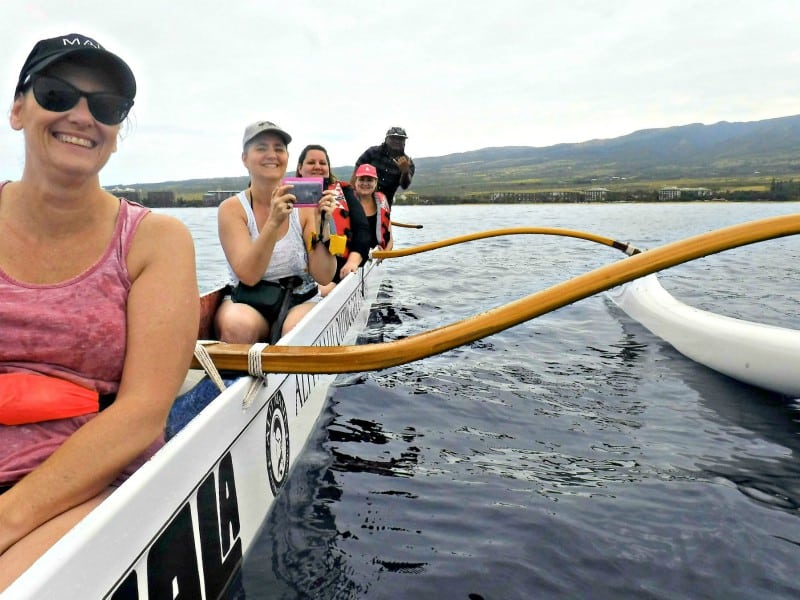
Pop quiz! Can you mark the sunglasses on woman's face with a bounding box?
[30,74,133,126]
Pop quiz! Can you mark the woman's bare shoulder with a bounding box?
[218,194,246,218]
[127,212,195,279]
[138,211,192,239]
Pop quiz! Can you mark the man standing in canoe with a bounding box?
[353,126,415,207]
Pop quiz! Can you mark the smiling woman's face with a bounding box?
[11,61,122,178]
[355,175,377,196]
[298,149,330,178]
[242,132,289,181]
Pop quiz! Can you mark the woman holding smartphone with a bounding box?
[214,121,337,344]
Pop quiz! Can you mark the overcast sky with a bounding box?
[2,0,798,187]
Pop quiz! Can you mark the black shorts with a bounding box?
[231,279,317,324]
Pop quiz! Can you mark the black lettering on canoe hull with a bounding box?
[294,372,318,413]
[147,504,202,598]
[108,570,138,599]
[198,453,243,599]
[107,452,243,599]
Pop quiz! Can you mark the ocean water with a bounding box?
[162,202,800,600]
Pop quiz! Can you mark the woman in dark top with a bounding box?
[353,163,393,252]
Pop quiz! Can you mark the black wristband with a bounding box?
[309,233,331,251]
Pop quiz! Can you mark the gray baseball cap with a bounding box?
[242,120,292,148]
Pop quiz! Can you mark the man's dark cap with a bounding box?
[385,126,408,138]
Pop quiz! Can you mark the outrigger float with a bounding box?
[7,213,800,598]
[608,273,800,398]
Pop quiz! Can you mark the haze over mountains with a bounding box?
[122,114,800,196]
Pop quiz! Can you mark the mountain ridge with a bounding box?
[117,114,800,197]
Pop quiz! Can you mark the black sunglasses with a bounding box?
[30,74,133,126]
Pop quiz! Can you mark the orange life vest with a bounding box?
[329,181,353,259]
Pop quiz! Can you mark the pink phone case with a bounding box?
[282,177,324,205]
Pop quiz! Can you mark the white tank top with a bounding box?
[227,190,309,285]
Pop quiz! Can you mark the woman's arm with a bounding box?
[217,195,282,286]
[338,251,363,280]
[301,194,337,285]
[218,186,298,286]
[308,241,337,285]
[385,222,394,252]
[0,213,198,558]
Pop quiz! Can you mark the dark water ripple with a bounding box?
[164,203,800,599]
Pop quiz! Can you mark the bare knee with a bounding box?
[215,301,269,343]
[282,302,315,336]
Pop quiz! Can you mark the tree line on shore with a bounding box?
[396,178,800,205]
[117,178,800,208]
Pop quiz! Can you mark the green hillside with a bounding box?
[114,114,800,202]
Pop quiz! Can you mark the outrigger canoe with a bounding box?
[9,214,800,595]
[6,258,384,599]
[608,273,800,398]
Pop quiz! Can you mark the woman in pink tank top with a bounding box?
[0,34,199,588]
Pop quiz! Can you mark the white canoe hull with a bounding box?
[608,273,800,398]
[7,260,384,599]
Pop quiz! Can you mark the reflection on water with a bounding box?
[240,405,365,599]
[240,386,428,598]
[607,280,800,513]
[329,418,422,479]
[658,344,800,513]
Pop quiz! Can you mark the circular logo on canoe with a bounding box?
[265,390,290,495]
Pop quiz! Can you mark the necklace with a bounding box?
[248,187,269,212]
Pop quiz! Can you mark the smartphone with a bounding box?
[282,177,323,205]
